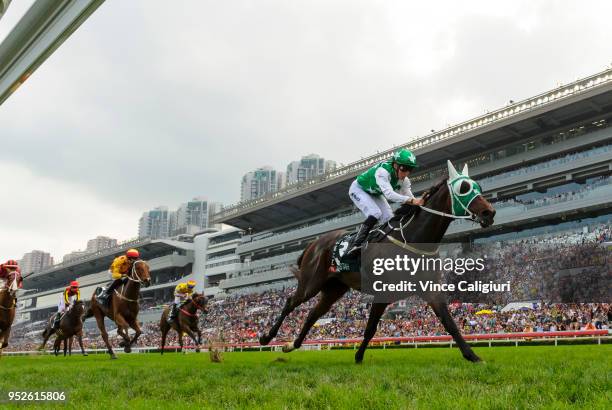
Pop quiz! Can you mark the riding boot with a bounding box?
[345,215,378,257]
[99,278,123,306]
[53,313,62,330]
[167,303,178,324]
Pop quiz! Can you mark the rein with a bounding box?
[180,297,205,317]
[116,260,146,303]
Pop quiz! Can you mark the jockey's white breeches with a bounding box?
[349,180,393,223]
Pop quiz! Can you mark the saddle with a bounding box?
[331,204,418,273]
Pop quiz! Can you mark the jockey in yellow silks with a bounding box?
[97,248,140,306]
[168,280,196,323]
[53,281,81,329]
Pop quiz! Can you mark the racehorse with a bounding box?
[40,300,87,356]
[160,293,207,354]
[83,260,151,359]
[259,161,496,363]
[0,272,21,358]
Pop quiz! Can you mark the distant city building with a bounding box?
[172,198,223,236]
[86,236,118,253]
[20,250,53,274]
[138,206,170,239]
[62,250,90,263]
[241,166,285,202]
[286,154,337,185]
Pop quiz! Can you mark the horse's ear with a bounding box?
[462,163,469,176]
[447,160,459,180]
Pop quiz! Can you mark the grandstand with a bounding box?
[13,68,612,333]
[213,68,612,293]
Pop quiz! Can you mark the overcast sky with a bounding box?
[1,0,611,262]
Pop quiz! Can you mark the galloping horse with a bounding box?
[40,300,87,356]
[84,260,151,359]
[160,293,207,353]
[260,161,496,363]
[0,272,21,358]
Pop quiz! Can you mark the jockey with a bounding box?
[345,148,425,256]
[0,259,22,289]
[54,281,81,329]
[168,280,196,323]
[97,248,140,306]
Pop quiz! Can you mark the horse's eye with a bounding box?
[454,180,472,195]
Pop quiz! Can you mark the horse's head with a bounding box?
[191,293,208,312]
[72,300,85,315]
[131,260,151,287]
[445,161,495,228]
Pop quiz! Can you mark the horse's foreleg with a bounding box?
[127,319,142,348]
[355,303,387,364]
[429,302,481,362]
[77,332,87,356]
[177,331,184,353]
[184,327,200,352]
[63,338,68,357]
[94,310,116,359]
[114,314,132,353]
[259,294,303,345]
[285,281,348,353]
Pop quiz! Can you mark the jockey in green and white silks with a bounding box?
[346,148,425,256]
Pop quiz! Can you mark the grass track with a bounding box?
[0,345,610,409]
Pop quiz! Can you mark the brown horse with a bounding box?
[83,260,151,359]
[260,162,496,363]
[0,272,20,358]
[39,301,87,356]
[160,293,207,354]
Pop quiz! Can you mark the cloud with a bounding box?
[0,161,138,261]
[1,0,611,257]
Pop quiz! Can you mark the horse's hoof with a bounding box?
[282,342,295,353]
[124,346,131,353]
[355,355,364,364]
[465,353,482,363]
[83,353,88,357]
[195,348,200,353]
[259,335,271,346]
[118,341,126,348]
[110,353,118,360]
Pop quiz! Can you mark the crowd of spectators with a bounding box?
[5,224,610,351]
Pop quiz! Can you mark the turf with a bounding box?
[0,345,610,409]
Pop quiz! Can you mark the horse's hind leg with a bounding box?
[284,280,348,353]
[429,302,481,362]
[93,309,116,359]
[355,303,388,364]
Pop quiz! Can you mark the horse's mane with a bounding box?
[393,177,448,218]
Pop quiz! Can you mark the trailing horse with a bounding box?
[40,300,87,356]
[260,161,496,363]
[0,272,21,358]
[83,260,151,359]
[160,293,207,354]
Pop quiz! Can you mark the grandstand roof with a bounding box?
[24,239,193,290]
[215,69,612,232]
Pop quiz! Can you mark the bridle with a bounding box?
[115,260,148,303]
[180,295,206,317]
[377,178,485,255]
